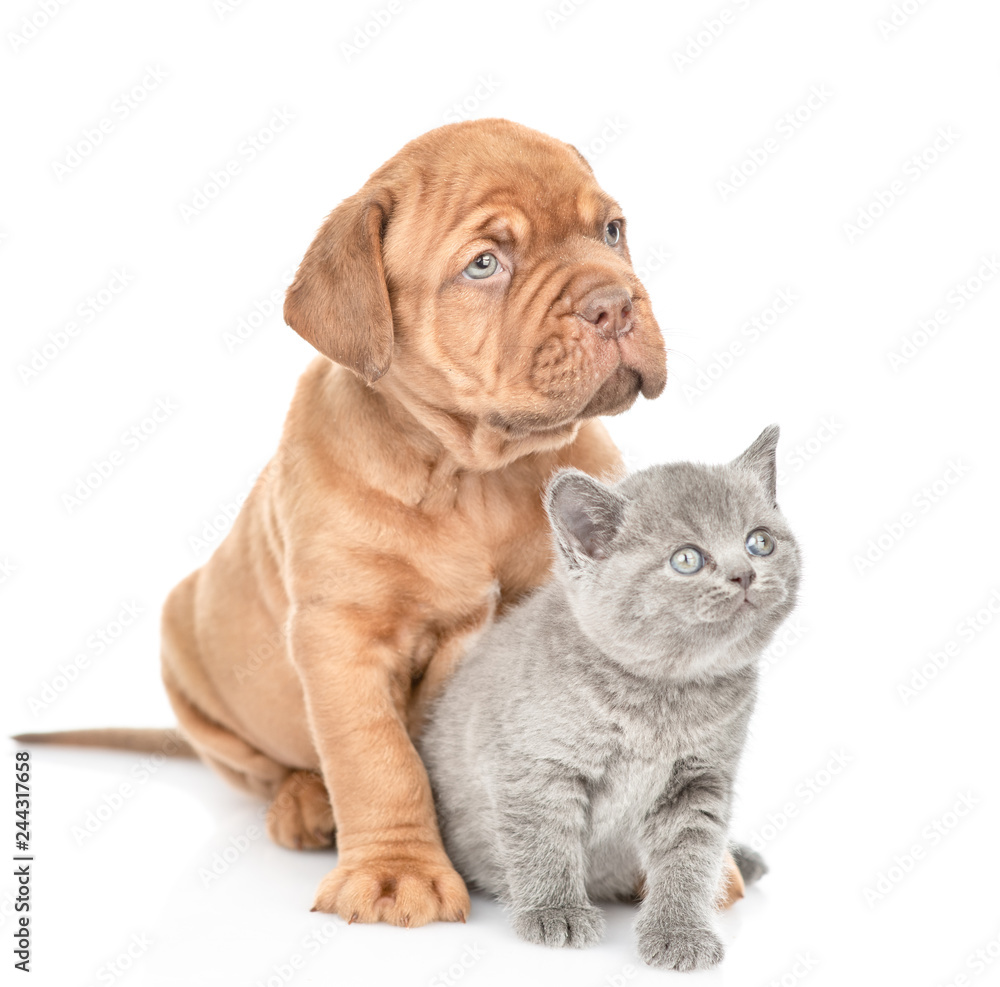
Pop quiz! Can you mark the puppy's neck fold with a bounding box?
[304,359,578,508]
[378,379,578,474]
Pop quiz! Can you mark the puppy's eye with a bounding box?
[746,529,775,557]
[604,221,621,246]
[464,253,500,279]
[670,546,704,574]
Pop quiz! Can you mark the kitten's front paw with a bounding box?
[511,904,605,948]
[636,920,724,971]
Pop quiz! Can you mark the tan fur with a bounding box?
[720,855,746,908]
[25,119,743,925]
[266,771,335,851]
[12,728,194,756]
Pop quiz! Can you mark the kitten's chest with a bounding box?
[581,683,742,855]
[582,727,675,898]
[587,678,735,783]
[587,743,674,838]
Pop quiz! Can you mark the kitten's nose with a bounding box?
[730,570,755,593]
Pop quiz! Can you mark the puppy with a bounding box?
[23,120,748,924]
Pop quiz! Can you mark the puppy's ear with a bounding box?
[284,187,394,385]
[546,469,626,567]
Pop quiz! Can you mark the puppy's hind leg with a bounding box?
[266,770,336,850]
[167,671,334,850]
[161,656,288,799]
[161,571,292,801]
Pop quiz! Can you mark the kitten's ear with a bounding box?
[546,470,626,565]
[732,424,780,504]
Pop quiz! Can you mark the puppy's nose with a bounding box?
[730,570,755,593]
[577,286,633,339]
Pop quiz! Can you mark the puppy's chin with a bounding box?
[578,365,643,418]
[485,366,644,437]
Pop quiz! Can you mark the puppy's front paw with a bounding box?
[510,904,605,948]
[636,920,724,971]
[312,855,469,927]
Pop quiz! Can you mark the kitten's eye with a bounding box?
[670,546,704,574]
[604,221,621,246]
[463,253,500,279]
[746,529,775,557]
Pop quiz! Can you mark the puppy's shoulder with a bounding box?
[556,420,625,482]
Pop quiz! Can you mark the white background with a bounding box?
[2,0,999,984]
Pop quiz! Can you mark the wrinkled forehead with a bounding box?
[391,134,619,249]
[451,186,618,251]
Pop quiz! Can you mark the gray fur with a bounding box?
[419,425,800,970]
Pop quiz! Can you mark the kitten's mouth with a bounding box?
[730,597,757,619]
[699,597,755,625]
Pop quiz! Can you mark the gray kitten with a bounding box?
[419,426,800,971]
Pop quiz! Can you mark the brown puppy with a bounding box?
[21,120,747,922]
[160,118,670,926]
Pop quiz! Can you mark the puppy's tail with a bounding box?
[731,842,768,886]
[12,727,196,758]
